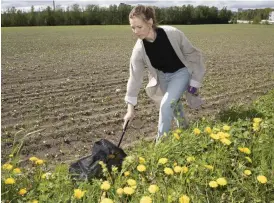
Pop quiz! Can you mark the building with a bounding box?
[269,11,274,21]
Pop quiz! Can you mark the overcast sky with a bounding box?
[1,0,274,11]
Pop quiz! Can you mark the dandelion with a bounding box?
[224,133,230,138]
[101,181,111,191]
[140,196,152,203]
[210,133,219,140]
[13,168,21,174]
[173,132,180,140]
[148,184,159,193]
[18,188,27,196]
[2,163,13,170]
[209,181,218,188]
[238,147,251,155]
[204,165,214,170]
[245,157,252,163]
[179,195,190,203]
[216,177,227,186]
[5,178,15,185]
[175,128,182,134]
[253,123,260,132]
[253,118,262,123]
[29,157,39,162]
[101,198,113,203]
[181,166,189,173]
[127,179,137,186]
[204,126,212,134]
[257,175,267,184]
[217,132,226,139]
[124,171,130,176]
[223,125,231,131]
[139,157,146,164]
[158,158,168,165]
[41,172,52,179]
[116,188,124,195]
[31,200,39,203]
[193,128,201,135]
[123,187,135,195]
[35,159,44,165]
[186,156,195,163]
[220,138,232,145]
[164,167,174,175]
[174,166,182,173]
[74,189,85,199]
[213,127,220,132]
[137,164,146,172]
[244,170,252,176]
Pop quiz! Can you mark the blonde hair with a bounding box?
[129,5,157,29]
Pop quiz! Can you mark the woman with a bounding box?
[123,5,205,141]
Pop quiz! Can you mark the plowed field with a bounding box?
[2,25,274,164]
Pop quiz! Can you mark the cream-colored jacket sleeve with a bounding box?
[176,28,206,88]
[124,42,145,106]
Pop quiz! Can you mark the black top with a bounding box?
[143,27,185,73]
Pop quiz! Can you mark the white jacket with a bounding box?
[125,25,206,107]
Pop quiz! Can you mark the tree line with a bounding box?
[1,3,273,27]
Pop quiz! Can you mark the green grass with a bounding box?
[2,90,273,203]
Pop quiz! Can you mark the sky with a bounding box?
[1,0,274,12]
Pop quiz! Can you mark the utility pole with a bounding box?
[53,0,56,11]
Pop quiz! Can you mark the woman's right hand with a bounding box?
[123,104,135,129]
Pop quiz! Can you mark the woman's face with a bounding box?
[129,16,151,39]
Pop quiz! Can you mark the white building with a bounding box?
[269,11,274,21]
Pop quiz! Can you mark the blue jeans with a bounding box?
[157,68,190,140]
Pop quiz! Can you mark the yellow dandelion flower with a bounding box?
[245,157,252,163]
[174,166,182,173]
[209,181,218,188]
[220,138,232,145]
[179,195,190,203]
[253,124,260,132]
[2,163,13,170]
[216,177,227,186]
[29,157,39,162]
[204,126,212,134]
[158,158,168,165]
[13,168,21,174]
[217,132,226,139]
[5,178,15,185]
[101,198,113,203]
[223,125,231,131]
[124,171,130,176]
[186,156,195,163]
[257,175,267,184]
[253,118,262,123]
[173,132,180,140]
[31,200,39,203]
[101,181,111,191]
[35,159,44,165]
[173,162,178,166]
[175,128,182,134]
[164,167,174,175]
[224,133,230,138]
[139,157,146,164]
[193,128,201,135]
[18,188,27,196]
[238,147,251,154]
[210,133,219,140]
[182,166,189,173]
[148,184,159,193]
[127,179,137,186]
[140,196,152,203]
[74,189,85,199]
[123,187,135,195]
[244,170,252,176]
[116,188,124,195]
[204,165,214,170]
[137,164,146,172]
